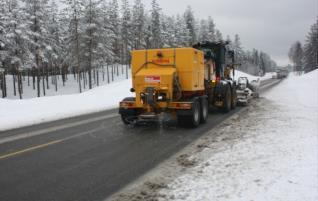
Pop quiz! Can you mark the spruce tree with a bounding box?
[289,41,303,73]
[109,0,120,63]
[131,0,145,49]
[82,0,102,89]
[175,14,190,47]
[3,0,29,69]
[121,0,132,64]
[215,29,223,42]
[233,34,243,63]
[198,19,208,42]
[184,6,197,45]
[62,0,85,92]
[207,16,215,42]
[23,0,50,69]
[304,18,318,72]
[150,0,162,48]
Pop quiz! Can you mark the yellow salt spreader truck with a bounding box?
[119,42,237,127]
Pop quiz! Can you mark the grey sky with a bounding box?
[138,0,317,66]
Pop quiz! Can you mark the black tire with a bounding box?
[190,100,201,127]
[178,100,201,128]
[121,113,136,125]
[231,87,237,109]
[120,97,136,125]
[200,97,208,123]
[223,85,232,113]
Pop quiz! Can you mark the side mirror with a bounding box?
[130,88,135,93]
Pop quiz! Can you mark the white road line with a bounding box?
[0,113,119,145]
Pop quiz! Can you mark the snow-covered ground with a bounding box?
[154,70,317,201]
[0,70,266,131]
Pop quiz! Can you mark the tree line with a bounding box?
[0,0,277,99]
[288,17,318,74]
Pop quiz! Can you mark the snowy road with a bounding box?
[0,79,281,201]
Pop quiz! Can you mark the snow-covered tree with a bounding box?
[2,0,30,69]
[62,0,85,92]
[143,13,152,49]
[46,0,62,69]
[175,14,190,47]
[0,0,8,68]
[288,41,303,72]
[215,29,223,42]
[198,19,208,42]
[23,0,50,68]
[100,1,116,64]
[303,18,318,73]
[82,0,103,89]
[131,0,145,49]
[183,6,197,45]
[121,0,132,63]
[233,34,243,63]
[160,15,176,47]
[108,0,120,62]
[150,0,162,48]
[206,16,215,42]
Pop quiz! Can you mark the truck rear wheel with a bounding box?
[200,97,208,123]
[178,100,201,128]
[189,100,201,127]
[223,85,232,113]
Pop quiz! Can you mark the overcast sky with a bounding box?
[135,0,317,66]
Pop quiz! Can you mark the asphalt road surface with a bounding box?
[0,78,281,201]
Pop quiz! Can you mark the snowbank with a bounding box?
[0,79,133,131]
[158,70,318,201]
[265,70,318,108]
[233,70,274,82]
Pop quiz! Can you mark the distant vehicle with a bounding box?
[276,68,289,79]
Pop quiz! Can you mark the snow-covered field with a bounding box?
[0,70,266,131]
[154,70,318,201]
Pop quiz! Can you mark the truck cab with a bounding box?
[193,41,237,111]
